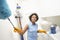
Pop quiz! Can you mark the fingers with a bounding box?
[38,30,47,34]
[42,30,47,34]
[14,29,17,32]
[14,27,19,30]
[44,31,47,34]
[13,27,19,32]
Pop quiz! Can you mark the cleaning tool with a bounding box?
[15,3,24,40]
[0,0,11,19]
[0,0,15,28]
[0,0,23,40]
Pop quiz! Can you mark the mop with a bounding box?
[15,3,24,40]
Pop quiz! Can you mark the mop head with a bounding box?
[0,0,11,19]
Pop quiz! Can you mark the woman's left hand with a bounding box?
[37,30,47,34]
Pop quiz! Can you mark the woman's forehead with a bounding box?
[32,15,37,17]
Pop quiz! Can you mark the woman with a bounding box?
[14,13,47,40]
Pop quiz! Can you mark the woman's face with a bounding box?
[31,15,37,23]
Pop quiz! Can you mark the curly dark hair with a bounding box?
[29,13,39,22]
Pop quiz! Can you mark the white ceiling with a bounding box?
[7,0,60,17]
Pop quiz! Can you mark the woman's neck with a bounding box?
[32,22,35,25]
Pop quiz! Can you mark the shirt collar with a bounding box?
[30,22,36,25]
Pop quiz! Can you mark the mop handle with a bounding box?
[8,18,15,28]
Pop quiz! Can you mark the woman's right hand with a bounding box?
[14,27,23,35]
[14,27,18,32]
[14,27,21,33]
